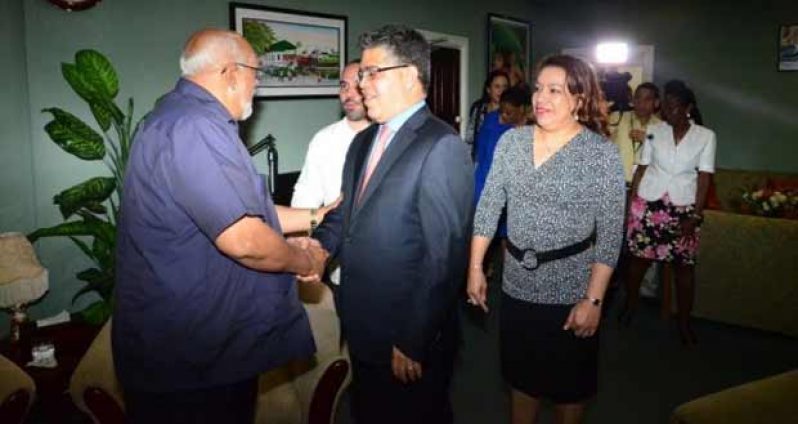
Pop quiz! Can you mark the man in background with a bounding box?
[292,60,369,288]
[292,59,370,209]
[609,82,661,184]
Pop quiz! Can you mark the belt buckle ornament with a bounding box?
[521,249,539,270]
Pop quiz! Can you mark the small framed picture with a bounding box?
[229,2,347,98]
[487,13,532,87]
[778,24,798,71]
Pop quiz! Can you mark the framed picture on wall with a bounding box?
[487,13,531,86]
[229,2,347,98]
[778,24,798,71]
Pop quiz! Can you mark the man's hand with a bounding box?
[288,237,328,283]
[563,300,601,338]
[319,195,343,218]
[629,128,647,144]
[391,346,423,384]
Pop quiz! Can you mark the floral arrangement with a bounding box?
[740,187,798,219]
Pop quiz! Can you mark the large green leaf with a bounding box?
[42,108,105,160]
[84,202,108,215]
[78,212,116,246]
[91,234,114,271]
[54,176,116,219]
[89,101,112,131]
[62,62,98,104]
[75,300,112,325]
[28,218,114,243]
[68,236,95,262]
[74,267,114,301]
[75,49,119,100]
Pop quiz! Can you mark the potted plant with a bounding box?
[28,50,141,324]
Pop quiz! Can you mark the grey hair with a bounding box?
[180,30,250,76]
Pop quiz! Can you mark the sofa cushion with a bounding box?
[670,369,798,424]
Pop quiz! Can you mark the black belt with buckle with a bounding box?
[506,233,595,270]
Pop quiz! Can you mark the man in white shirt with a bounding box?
[292,60,370,208]
[292,60,370,286]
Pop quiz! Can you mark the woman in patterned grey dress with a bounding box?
[467,55,625,424]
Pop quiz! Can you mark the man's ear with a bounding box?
[404,66,419,91]
[220,63,238,90]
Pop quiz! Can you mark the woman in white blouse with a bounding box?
[620,80,716,346]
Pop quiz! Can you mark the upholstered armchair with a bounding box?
[0,353,36,424]
[670,369,798,424]
[69,283,350,424]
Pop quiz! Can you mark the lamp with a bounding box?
[0,232,48,342]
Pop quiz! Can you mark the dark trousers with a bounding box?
[125,378,257,424]
[350,341,456,424]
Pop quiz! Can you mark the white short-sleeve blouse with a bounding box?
[637,121,716,206]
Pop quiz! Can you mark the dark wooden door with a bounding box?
[428,46,460,131]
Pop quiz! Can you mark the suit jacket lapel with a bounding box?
[353,107,430,214]
[347,124,379,219]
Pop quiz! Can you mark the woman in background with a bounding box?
[467,55,625,424]
[621,80,716,346]
[473,85,531,273]
[465,70,510,157]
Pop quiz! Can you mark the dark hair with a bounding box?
[346,58,361,66]
[499,85,531,107]
[359,25,430,91]
[663,79,703,125]
[478,70,510,104]
[635,82,660,99]
[537,55,609,136]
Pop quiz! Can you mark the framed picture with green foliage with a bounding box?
[779,24,798,71]
[487,13,531,87]
[230,2,347,98]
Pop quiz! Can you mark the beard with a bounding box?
[241,100,253,121]
[344,106,366,122]
[228,85,254,121]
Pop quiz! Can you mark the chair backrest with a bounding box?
[0,353,35,424]
[69,320,126,423]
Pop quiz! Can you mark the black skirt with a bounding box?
[499,292,599,403]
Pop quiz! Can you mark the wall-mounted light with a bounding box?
[596,42,629,64]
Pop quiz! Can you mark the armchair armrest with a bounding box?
[68,320,126,423]
[295,285,351,424]
[0,354,35,424]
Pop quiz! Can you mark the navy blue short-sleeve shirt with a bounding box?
[113,79,315,392]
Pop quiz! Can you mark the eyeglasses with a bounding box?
[357,64,411,82]
[235,62,267,83]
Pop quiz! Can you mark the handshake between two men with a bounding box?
[287,236,328,283]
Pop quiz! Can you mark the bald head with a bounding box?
[179,29,259,121]
[180,29,252,77]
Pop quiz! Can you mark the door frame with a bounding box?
[417,29,469,137]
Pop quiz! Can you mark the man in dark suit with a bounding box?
[311,25,473,423]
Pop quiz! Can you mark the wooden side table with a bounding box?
[0,320,101,423]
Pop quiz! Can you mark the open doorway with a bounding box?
[418,29,469,137]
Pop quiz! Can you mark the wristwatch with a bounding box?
[309,208,319,234]
[584,297,602,307]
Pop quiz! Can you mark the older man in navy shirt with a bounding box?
[114,29,327,423]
